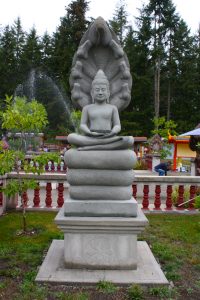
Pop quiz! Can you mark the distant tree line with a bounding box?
[0,0,200,137]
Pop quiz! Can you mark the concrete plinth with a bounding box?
[55,207,147,270]
[36,240,168,285]
[64,197,138,217]
[35,199,168,285]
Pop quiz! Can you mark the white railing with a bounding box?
[1,172,200,214]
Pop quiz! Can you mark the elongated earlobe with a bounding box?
[91,92,95,103]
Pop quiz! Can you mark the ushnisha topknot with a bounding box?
[92,69,109,88]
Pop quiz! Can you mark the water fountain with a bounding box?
[14,69,76,131]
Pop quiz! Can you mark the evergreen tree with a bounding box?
[122,3,157,136]
[40,31,54,73]
[143,0,180,120]
[52,0,89,93]
[133,0,197,135]
[0,25,17,97]
[21,27,42,75]
[109,0,128,45]
[123,23,154,136]
[12,18,26,89]
[12,18,25,68]
[171,20,197,132]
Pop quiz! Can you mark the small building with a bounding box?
[168,135,196,171]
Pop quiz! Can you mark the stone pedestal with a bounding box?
[36,149,168,285]
[36,207,168,285]
[55,207,147,270]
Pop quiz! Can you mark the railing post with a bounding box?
[57,183,64,207]
[154,185,161,210]
[45,182,52,207]
[189,185,196,209]
[54,162,58,172]
[132,184,137,199]
[142,185,149,209]
[60,161,64,172]
[48,161,52,172]
[22,191,28,207]
[33,183,40,207]
[165,185,173,210]
[177,185,184,209]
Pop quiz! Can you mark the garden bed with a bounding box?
[0,212,200,299]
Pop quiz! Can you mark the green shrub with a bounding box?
[134,160,148,170]
[194,195,200,209]
[127,284,144,300]
[96,280,118,294]
[149,286,177,298]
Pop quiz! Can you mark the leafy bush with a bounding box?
[96,280,118,294]
[127,284,144,300]
[149,286,177,298]
[134,159,148,170]
[194,195,200,209]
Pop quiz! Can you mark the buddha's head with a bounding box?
[91,70,110,103]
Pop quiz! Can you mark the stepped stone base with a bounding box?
[36,240,168,285]
[64,197,138,217]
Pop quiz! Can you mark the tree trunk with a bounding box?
[167,79,171,120]
[154,57,160,121]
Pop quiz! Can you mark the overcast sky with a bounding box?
[0,0,199,36]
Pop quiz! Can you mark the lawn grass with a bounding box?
[0,211,200,299]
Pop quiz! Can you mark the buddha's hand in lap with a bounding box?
[99,131,116,139]
[89,131,118,139]
[88,131,105,137]
[99,126,120,139]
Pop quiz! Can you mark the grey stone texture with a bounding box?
[64,233,137,270]
[65,149,137,205]
[55,207,148,270]
[67,26,133,151]
[36,240,168,285]
[67,169,134,186]
[69,186,133,200]
[65,149,136,170]
[69,17,132,112]
[64,198,138,217]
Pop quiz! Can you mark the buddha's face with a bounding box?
[92,83,109,103]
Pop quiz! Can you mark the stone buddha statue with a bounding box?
[68,69,134,150]
[65,17,137,205]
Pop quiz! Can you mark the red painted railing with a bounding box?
[1,173,200,213]
[2,173,66,211]
[134,175,200,210]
